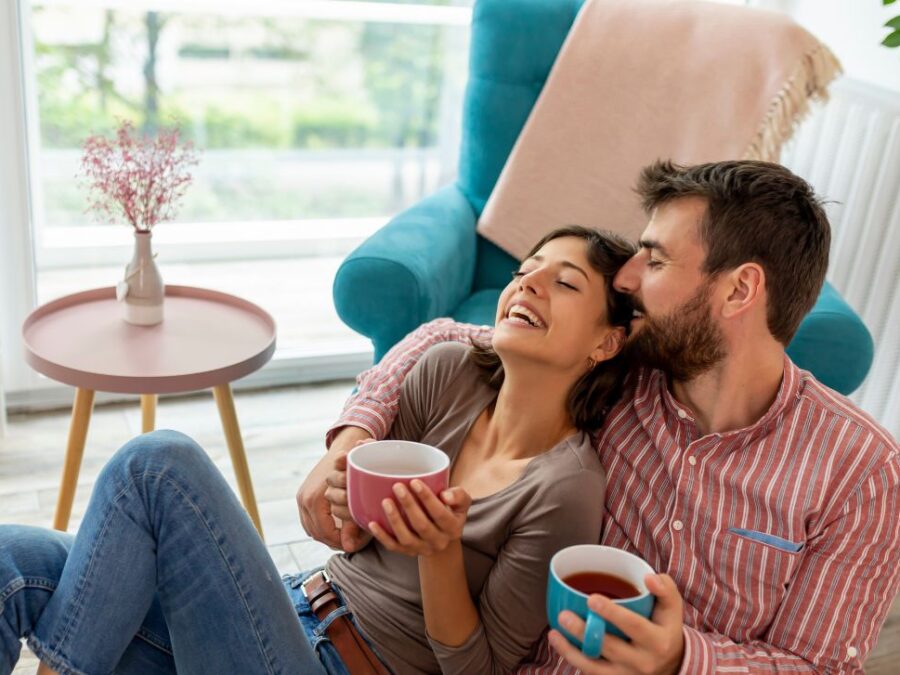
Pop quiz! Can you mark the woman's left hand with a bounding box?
[369,481,471,557]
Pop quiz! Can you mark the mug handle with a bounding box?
[581,610,606,659]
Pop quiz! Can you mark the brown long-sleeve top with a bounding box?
[327,343,606,674]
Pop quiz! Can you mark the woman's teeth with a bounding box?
[507,304,545,328]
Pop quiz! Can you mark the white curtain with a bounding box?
[0,0,39,407]
[0,354,7,437]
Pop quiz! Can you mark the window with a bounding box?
[24,0,473,379]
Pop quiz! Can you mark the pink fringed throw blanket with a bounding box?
[477,0,841,258]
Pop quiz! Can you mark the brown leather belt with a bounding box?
[302,570,391,675]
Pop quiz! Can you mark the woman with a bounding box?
[1,226,635,675]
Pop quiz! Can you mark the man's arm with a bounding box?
[523,455,900,675]
[299,318,493,551]
[675,457,900,674]
[324,318,493,445]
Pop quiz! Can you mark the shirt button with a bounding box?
[677,409,688,419]
[672,520,684,531]
[688,456,697,466]
[847,647,858,658]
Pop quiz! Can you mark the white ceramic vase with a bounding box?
[122,230,164,326]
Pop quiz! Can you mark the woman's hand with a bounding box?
[369,481,471,557]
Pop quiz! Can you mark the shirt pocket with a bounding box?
[705,528,806,634]
[727,527,805,553]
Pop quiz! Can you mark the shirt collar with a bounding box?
[645,354,801,444]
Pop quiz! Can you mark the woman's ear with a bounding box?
[591,326,626,364]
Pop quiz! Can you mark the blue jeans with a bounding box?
[0,430,381,675]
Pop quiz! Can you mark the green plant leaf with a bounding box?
[885,0,897,7]
[882,29,900,47]
[886,15,900,29]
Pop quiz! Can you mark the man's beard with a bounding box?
[628,282,726,382]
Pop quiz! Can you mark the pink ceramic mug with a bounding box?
[346,440,451,536]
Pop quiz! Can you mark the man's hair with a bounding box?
[636,160,831,344]
[469,225,636,433]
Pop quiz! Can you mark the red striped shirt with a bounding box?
[328,319,900,673]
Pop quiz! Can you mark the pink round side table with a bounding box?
[22,285,276,539]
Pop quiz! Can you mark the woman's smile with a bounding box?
[504,302,546,329]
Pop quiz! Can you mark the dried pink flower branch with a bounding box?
[79,120,199,231]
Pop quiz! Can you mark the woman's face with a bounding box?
[493,236,624,373]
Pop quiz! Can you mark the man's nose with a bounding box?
[614,255,640,294]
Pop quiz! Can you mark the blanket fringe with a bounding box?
[743,42,843,162]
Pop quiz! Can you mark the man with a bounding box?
[298,160,900,673]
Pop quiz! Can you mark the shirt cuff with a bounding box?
[678,625,714,675]
[325,401,390,448]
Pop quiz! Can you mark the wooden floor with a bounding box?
[2,383,898,673]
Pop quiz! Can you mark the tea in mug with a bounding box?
[562,571,640,600]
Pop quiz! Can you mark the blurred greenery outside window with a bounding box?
[29,0,473,230]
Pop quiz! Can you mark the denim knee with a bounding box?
[111,430,206,472]
[102,430,215,491]
[0,525,73,589]
[0,524,73,666]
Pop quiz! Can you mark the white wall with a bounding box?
[779,0,900,93]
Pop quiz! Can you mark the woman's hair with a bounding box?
[469,225,636,433]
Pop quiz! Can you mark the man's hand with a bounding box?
[296,426,373,552]
[548,573,685,675]
[326,441,377,552]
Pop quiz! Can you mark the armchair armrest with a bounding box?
[787,281,874,395]
[333,184,478,361]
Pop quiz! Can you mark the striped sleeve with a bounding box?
[325,319,493,445]
[679,453,900,674]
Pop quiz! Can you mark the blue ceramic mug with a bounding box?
[547,545,656,659]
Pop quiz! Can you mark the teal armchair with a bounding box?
[333,0,873,394]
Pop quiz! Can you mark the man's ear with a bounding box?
[722,263,764,319]
[591,326,626,364]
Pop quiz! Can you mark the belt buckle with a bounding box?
[300,568,331,600]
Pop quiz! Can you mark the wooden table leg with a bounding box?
[212,383,265,540]
[53,387,95,531]
[141,394,157,433]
